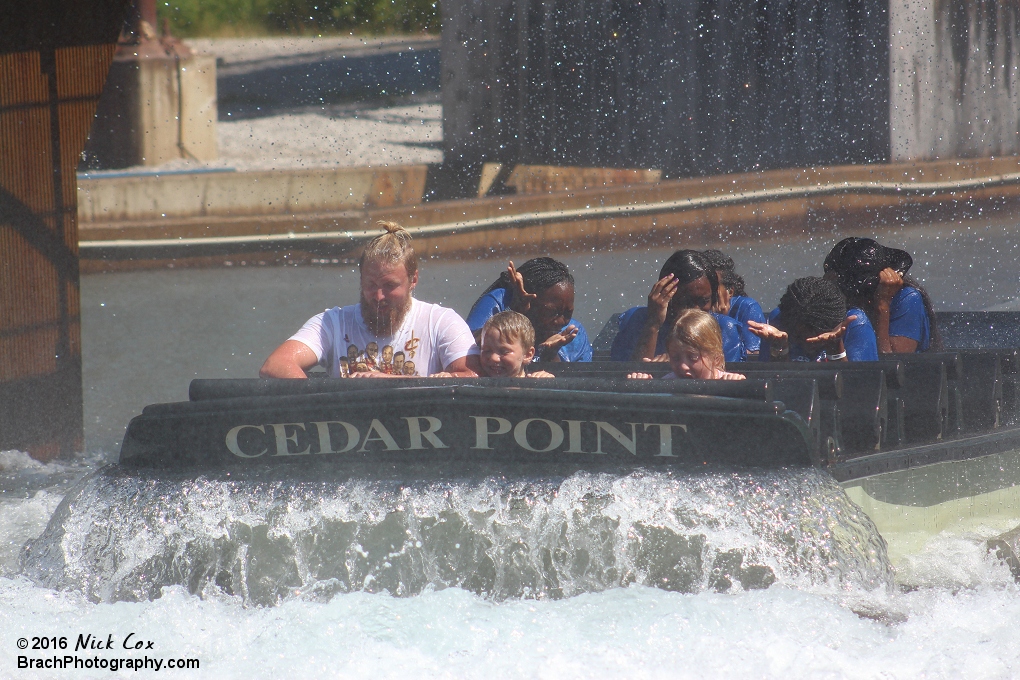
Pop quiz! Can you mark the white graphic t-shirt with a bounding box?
[290,299,479,377]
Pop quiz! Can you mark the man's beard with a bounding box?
[361,293,412,336]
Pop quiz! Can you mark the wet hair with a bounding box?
[701,249,734,272]
[702,249,747,297]
[778,277,847,336]
[482,257,574,298]
[659,250,719,307]
[481,310,536,352]
[360,221,418,276]
[667,309,725,370]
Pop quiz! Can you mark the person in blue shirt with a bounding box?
[703,249,766,356]
[610,250,746,362]
[748,276,879,362]
[466,257,592,362]
[823,237,941,353]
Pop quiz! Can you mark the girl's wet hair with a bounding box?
[702,249,746,297]
[668,309,725,369]
[482,257,574,297]
[778,277,847,335]
[701,249,734,272]
[360,221,418,276]
[481,310,536,352]
[659,250,719,306]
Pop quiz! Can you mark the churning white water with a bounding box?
[3,450,1020,679]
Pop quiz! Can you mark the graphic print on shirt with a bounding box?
[342,334,420,376]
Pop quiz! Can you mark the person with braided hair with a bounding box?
[823,237,941,354]
[261,222,481,378]
[466,257,592,362]
[702,249,766,356]
[748,276,878,362]
[610,249,747,362]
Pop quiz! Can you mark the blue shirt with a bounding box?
[466,286,593,362]
[610,306,747,362]
[758,307,878,361]
[728,295,766,353]
[888,287,931,352]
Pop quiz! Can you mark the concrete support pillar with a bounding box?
[83,4,217,170]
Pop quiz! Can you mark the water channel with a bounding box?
[3,211,1020,678]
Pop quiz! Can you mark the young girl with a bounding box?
[823,237,941,354]
[748,276,878,362]
[703,249,766,356]
[466,257,592,362]
[611,250,747,363]
[628,309,746,381]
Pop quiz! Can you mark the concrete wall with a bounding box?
[890,0,1020,160]
[443,0,890,176]
[83,53,217,168]
[443,0,1020,173]
[77,166,428,225]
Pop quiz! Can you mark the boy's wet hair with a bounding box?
[778,277,847,335]
[360,221,418,276]
[481,310,536,351]
[667,309,724,368]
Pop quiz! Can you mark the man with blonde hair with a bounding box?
[260,222,481,378]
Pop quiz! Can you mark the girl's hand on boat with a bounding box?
[646,274,678,325]
[627,372,654,380]
[527,370,555,378]
[641,354,670,363]
[429,372,455,378]
[717,371,746,381]
[507,261,538,314]
[876,268,904,305]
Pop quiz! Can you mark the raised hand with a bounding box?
[537,324,579,360]
[746,320,788,344]
[647,274,679,326]
[876,268,905,305]
[641,353,670,363]
[507,261,538,314]
[803,315,856,349]
[746,320,790,360]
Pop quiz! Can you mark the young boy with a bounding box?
[432,311,553,378]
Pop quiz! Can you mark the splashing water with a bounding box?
[20,465,891,605]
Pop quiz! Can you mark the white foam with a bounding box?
[3,579,1020,679]
[0,492,64,577]
[0,450,45,472]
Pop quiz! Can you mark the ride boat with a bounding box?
[117,312,1020,566]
